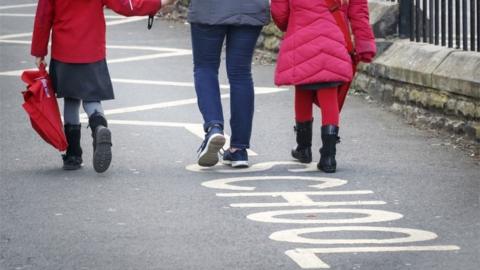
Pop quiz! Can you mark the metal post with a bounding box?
[456,0,461,48]
[462,0,468,50]
[416,0,422,41]
[424,0,428,42]
[442,0,447,46]
[448,0,453,47]
[399,0,413,38]
[430,0,434,43]
[471,0,476,51]
[435,0,440,44]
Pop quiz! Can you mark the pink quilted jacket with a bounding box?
[271,0,376,86]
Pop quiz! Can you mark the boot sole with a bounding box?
[291,153,312,163]
[198,134,226,167]
[93,127,112,173]
[291,149,312,163]
[231,160,249,168]
[63,164,82,170]
[318,164,336,173]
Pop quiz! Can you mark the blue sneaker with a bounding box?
[222,148,249,168]
[197,125,226,167]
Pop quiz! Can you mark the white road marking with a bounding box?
[201,176,348,191]
[286,246,460,269]
[77,119,258,156]
[270,226,439,245]
[199,171,460,269]
[75,86,286,117]
[230,200,386,208]
[0,33,31,40]
[89,97,200,116]
[247,208,403,224]
[217,190,374,197]
[0,44,192,74]
[0,4,37,10]
[186,161,317,173]
[107,51,191,63]
[106,45,191,53]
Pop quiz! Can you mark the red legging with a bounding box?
[294,87,339,126]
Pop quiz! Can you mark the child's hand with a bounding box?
[354,52,374,64]
[35,57,46,68]
[161,0,175,6]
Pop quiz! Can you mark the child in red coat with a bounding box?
[31,0,171,172]
[271,0,376,173]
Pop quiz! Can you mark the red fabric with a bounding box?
[294,90,314,122]
[295,87,339,126]
[21,65,68,151]
[316,88,339,126]
[271,0,376,86]
[31,0,162,63]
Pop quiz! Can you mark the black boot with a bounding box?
[63,124,83,170]
[89,112,112,173]
[318,125,339,173]
[291,120,313,163]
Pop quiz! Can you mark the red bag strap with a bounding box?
[324,0,355,55]
[39,63,47,75]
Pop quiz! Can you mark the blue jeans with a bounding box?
[191,23,262,149]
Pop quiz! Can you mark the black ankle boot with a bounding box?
[63,124,83,170]
[318,125,339,173]
[89,112,112,173]
[291,120,313,163]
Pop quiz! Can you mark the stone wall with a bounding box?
[352,40,480,141]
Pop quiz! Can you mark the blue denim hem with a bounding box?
[230,143,250,149]
[204,121,224,132]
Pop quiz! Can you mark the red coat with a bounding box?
[271,0,376,86]
[31,0,162,63]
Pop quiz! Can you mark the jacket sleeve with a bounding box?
[271,0,290,32]
[347,0,376,56]
[31,0,54,57]
[103,0,161,17]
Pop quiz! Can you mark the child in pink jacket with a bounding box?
[271,0,376,173]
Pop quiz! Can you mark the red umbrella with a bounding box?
[21,64,68,152]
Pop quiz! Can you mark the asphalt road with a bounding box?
[1,1,479,270]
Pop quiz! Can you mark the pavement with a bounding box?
[1,1,479,270]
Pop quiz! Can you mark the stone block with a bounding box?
[427,92,449,110]
[263,23,283,38]
[372,40,454,87]
[465,123,480,140]
[446,98,457,112]
[367,79,384,100]
[375,39,395,55]
[394,86,408,103]
[263,36,281,52]
[456,101,476,118]
[368,0,399,38]
[383,82,395,104]
[353,72,370,91]
[408,89,422,104]
[431,51,480,99]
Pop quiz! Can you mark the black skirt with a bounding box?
[298,81,343,90]
[49,59,115,101]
